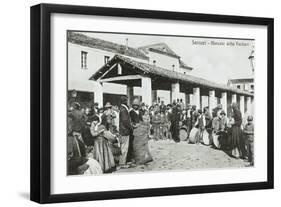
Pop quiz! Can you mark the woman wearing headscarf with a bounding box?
[228,103,245,158]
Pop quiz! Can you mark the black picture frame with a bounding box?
[30,3,274,204]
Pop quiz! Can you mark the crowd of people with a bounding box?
[67,95,254,176]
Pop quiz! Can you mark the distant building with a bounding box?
[227,78,254,94]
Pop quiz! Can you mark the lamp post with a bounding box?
[248,47,255,73]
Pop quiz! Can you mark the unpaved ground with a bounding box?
[116,139,248,173]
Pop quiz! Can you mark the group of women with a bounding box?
[185,103,248,159]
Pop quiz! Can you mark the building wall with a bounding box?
[68,42,190,106]
[68,42,149,95]
[147,51,180,72]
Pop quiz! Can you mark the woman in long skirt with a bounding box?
[228,103,244,158]
[90,115,116,173]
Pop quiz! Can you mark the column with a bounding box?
[193,87,200,109]
[141,77,152,105]
[209,90,216,113]
[221,92,227,115]
[127,86,134,107]
[171,82,180,103]
[251,97,254,115]
[231,94,237,103]
[246,96,252,115]
[239,95,245,118]
[189,94,193,105]
[185,93,189,107]
[95,82,103,107]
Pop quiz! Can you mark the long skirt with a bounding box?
[133,124,153,165]
[93,136,116,173]
[170,122,180,142]
[228,125,243,158]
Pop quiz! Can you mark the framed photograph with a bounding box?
[30,3,274,203]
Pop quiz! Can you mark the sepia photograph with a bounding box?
[66,31,255,176]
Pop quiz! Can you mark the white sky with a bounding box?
[81,31,254,84]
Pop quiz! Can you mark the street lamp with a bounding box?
[248,47,255,73]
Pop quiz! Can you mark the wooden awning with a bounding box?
[90,55,254,97]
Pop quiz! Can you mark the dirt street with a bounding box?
[116,139,248,173]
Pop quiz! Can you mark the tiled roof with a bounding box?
[68,32,149,60]
[91,55,253,97]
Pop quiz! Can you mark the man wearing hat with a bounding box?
[68,102,86,133]
[127,98,142,164]
[118,96,133,168]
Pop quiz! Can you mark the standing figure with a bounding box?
[166,104,173,139]
[194,109,206,144]
[68,102,87,136]
[228,103,245,158]
[170,103,181,142]
[90,115,116,173]
[128,99,142,164]
[244,115,254,166]
[159,101,166,112]
[118,96,132,168]
[142,109,151,138]
[160,110,168,139]
[151,110,161,140]
[191,105,199,128]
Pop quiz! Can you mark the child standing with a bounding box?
[151,110,161,141]
[194,109,206,144]
[244,115,254,166]
[160,110,168,139]
[142,110,151,139]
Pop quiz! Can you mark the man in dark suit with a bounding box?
[119,96,132,168]
[127,98,142,164]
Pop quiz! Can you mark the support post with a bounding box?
[246,96,252,115]
[127,86,134,107]
[171,82,180,103]
[193,87,200,109]
[141,77,152,106]
[221,92,227,115]
[209,90,216,113]
[239,95,245,118]
[231,94,237,104]
[95,82,103,107]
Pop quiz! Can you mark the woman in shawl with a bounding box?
[90,115,116,173]
[67,117,102,175]
[228,103,245,158]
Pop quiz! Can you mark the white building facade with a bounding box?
[68,32,193,107]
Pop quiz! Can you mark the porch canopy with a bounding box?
[90,54,253,98]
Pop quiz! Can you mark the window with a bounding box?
[237,85,241,89]
[104,56,110,64]
[81,51,87,69]
[250,84,254,90]
[153,60,156,65]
